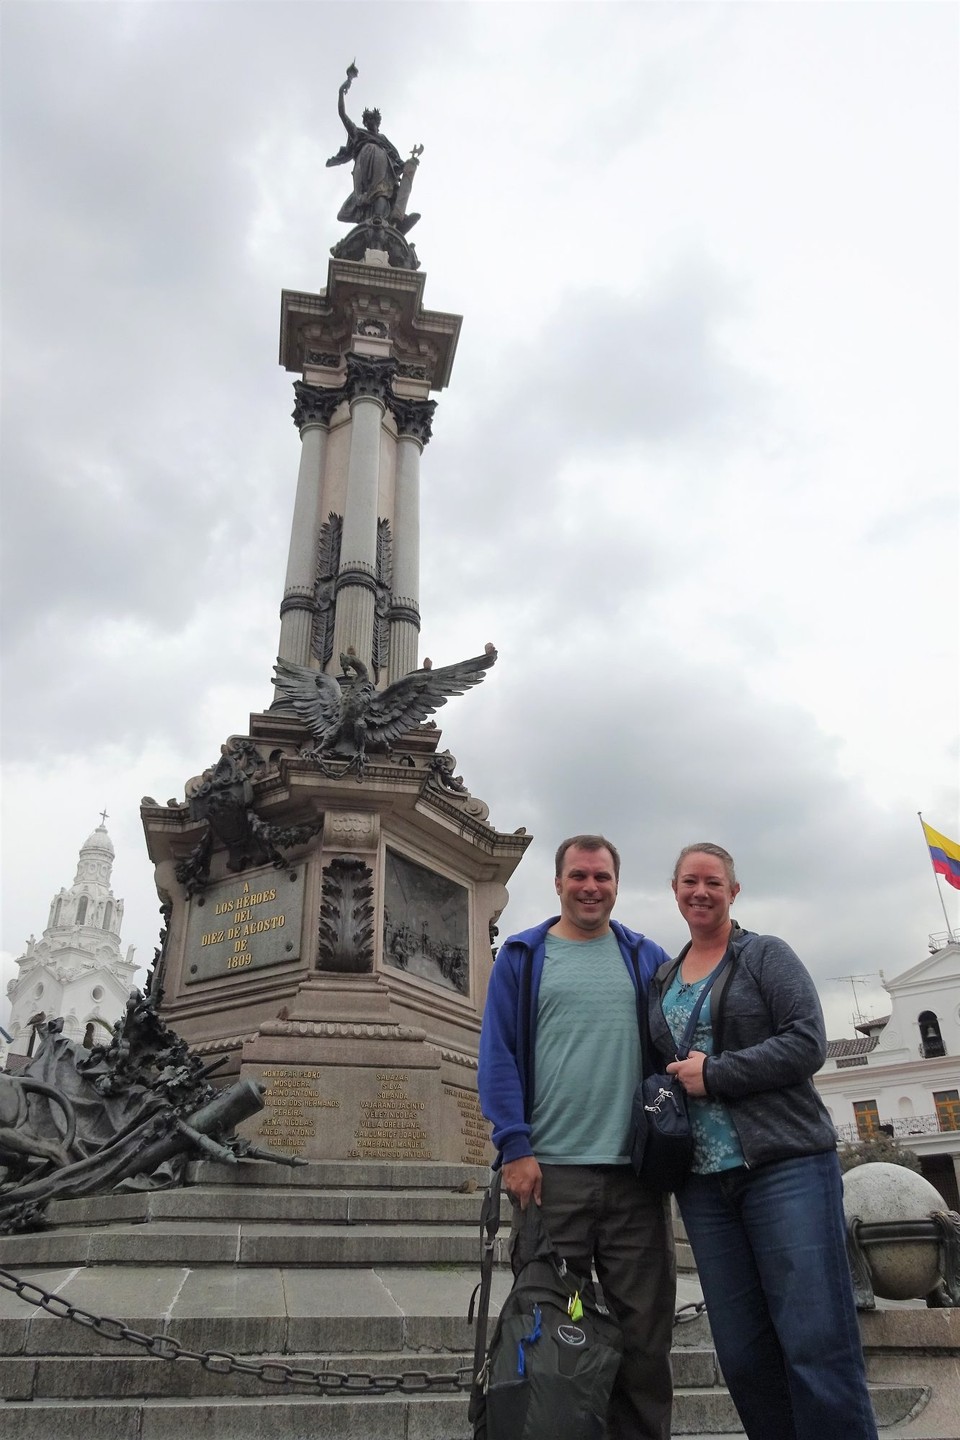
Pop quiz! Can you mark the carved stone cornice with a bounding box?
[291,381,344,430]
[345,353,397,405]
[186,1035,254,1056]
[257,1019,427,1040]
[440,1048,480,1070]
[390,396,436,445]
[335,564,378,596]
[389,601,421,629]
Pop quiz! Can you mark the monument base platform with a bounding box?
[0,1160,951,1437]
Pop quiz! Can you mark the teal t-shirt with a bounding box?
[662,967,744,1174]
[530,931,641,1164]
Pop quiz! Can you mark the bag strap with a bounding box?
[675,952,731,1060]
[468,1167,502,1420]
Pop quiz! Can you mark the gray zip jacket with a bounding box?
[647,923,837,1168]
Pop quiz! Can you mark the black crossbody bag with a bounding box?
[630,953,730,1191]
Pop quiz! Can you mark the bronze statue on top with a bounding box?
[326,62,422,269]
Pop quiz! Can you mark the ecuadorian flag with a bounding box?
[922,821,960,892]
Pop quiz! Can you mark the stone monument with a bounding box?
[140,64,530,1168]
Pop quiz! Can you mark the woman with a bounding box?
[648,842,877,1440]
[326,78,404,226]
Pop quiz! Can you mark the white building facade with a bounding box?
[815,935,960,1209]
[1,821,138,1068]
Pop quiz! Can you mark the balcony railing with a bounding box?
[836,1113,959,1143]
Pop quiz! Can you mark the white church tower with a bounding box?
[2,818,137,1064]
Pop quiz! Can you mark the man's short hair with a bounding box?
[555,835,621,881]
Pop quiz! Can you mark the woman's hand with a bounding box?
[666,1051,708,1098]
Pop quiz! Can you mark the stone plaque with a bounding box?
[253,1068,342,1155]
[383,849,469,994]
[238,1061,438,1161]
[184,869,305,984]
[349,1070,432,1160]
[444,1083,494,1167]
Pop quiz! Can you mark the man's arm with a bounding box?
[477,941,539,1201]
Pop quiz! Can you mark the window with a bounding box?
[934,1090,960,1133]
[76,897,88,926]
[853,1100,881,1140]
[102,902,113,932]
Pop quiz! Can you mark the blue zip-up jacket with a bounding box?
[477,916,671,1165]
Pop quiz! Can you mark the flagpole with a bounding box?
[918,811,955,936]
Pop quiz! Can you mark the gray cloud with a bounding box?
[1,2,956,1043]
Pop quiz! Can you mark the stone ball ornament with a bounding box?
[842,1162,960,1309]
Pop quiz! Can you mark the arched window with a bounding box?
[102,901,113,932]
[918,1011,946,1058]
[53,897,62,928]
[76,896,88,926]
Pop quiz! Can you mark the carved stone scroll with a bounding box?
[372,518,393,679]
[317,857,375,973]
[312,513,343,670]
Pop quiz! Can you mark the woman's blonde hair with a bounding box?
[672,843,737,887]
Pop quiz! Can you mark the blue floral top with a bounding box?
[662,966,745,1175]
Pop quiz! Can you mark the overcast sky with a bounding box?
[1,0,957,1043]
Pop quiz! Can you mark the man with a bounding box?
[478,835,675,1440]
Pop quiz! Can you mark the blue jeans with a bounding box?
[678,1152,877,1440]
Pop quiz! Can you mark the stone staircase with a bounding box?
[0,1161,933,1437]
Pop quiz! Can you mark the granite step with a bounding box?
[45,1185,506,1228]
[188,1159,491,1190]
[0,1222,502,1270]
[0,1384,929,1439]
[0,1346,722,1399]
[0,1264,707,1357]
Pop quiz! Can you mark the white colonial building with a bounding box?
[815,932,960,1209]
[1,820,138,1068]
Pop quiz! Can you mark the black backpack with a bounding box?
[468,1171,623,1440]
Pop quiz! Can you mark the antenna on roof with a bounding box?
[828,973,879,1031]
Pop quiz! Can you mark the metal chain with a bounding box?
[0,1265,706,1393]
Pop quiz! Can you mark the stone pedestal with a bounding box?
[142,713,529,1163]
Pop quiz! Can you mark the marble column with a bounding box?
[388,397,436,682]
[331,355,396,667]
[277,383,342,670]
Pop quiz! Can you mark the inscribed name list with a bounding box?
[184,869,305,983]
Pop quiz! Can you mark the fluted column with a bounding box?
[388,397,436,681]
[331,355,396,667]
[277,383,342,669]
